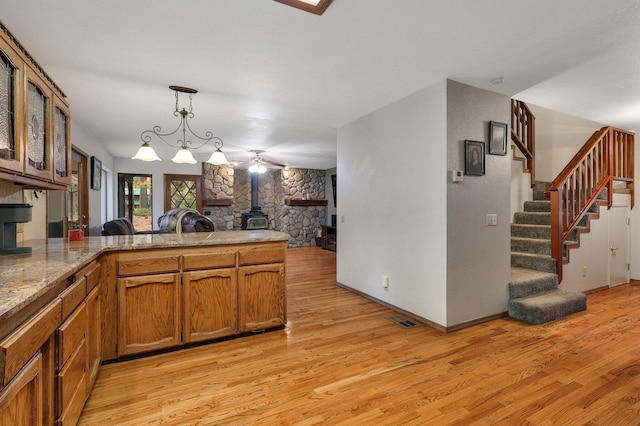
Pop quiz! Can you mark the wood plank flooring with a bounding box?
[79,247,640,425]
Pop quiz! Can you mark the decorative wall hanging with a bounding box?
[465,140,485,176]
[489,121,508,156]
[91,156,102,190]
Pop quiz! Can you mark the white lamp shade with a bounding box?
[132,143,161,161]
[171,147,197,164]
[206,149,229,165]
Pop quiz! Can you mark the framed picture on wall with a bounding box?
[489,121,508,155]
[91,156,102,190]
[464,140,485,176]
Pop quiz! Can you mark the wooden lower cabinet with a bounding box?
[238,263,286,332]
[117,273,181,356]
[0,352,44,426]
[183,268,238,343]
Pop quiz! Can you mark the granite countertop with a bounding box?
[0,230,289,327]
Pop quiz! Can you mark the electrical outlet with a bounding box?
[341,215,345,223]
[582,267,587,277]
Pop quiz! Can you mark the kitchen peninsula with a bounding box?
[0,230,289,425]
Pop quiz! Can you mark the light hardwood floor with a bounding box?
[79,247,640,425]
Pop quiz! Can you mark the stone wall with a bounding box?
[279,168,325,247]
[202,164,235,231]
[202,165,326,247]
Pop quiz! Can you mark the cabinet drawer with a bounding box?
[56,338,87,426]
[56,302,87,370]
[0,298,61,387]
[117,255,180,276]
[85,262,101,292]
[183,250,236,271]
[59,277,87,319]
[238,245,285,266]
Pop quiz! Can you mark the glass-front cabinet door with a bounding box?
[24,71,52,181]
[53,100,71,185]
[0,40,23,174]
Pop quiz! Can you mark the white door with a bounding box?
[609,201,630,287]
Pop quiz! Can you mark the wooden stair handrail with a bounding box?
[545,126,635,282]
[511,99,536,188]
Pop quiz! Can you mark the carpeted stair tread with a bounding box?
[513,212,551,225]
[509,267,558,298]
[508,289,587,325]
[511,237,551,255]
[511,224,551,239]
[511,252,557,273]
[523,200,551,212]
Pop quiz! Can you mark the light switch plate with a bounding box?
[486,214,498,226]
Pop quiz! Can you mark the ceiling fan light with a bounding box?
[172,147,197,164]
[249,163,266,174]
[206,148,229,165]
[132,142,161,161]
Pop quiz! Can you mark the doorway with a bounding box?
[48,147,88,237]
[609,199,630,287]
[118,174,153,231]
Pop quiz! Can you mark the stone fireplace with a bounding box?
[202,164,326,247]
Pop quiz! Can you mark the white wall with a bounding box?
[337,80,448,326]
[562,193,631,291]
[446,80,511,326]
[510,144,533,221]
[561,203,610,292]
[528,103,604,182]
[113,157,203,229]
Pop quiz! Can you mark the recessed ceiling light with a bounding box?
[491,77,505,85]
[273,0,334,15]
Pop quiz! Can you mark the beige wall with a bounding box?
[446,80,511,326]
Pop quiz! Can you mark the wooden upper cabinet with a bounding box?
[0,39,24,174]
[0,22,70,188]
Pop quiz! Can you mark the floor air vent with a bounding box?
[386,315,418,328]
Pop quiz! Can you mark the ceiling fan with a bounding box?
[232,150,287,173]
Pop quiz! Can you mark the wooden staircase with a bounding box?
[507,100,634,324]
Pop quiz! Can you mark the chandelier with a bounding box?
[132,85,229,165]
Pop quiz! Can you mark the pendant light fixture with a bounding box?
[133,86,229,165]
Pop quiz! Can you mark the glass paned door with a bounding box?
[164,174,203,212]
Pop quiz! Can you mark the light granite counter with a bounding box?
[0,230,289,330]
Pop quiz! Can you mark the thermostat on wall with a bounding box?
[451,169,463,183]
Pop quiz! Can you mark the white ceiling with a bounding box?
[1,0,639,170]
